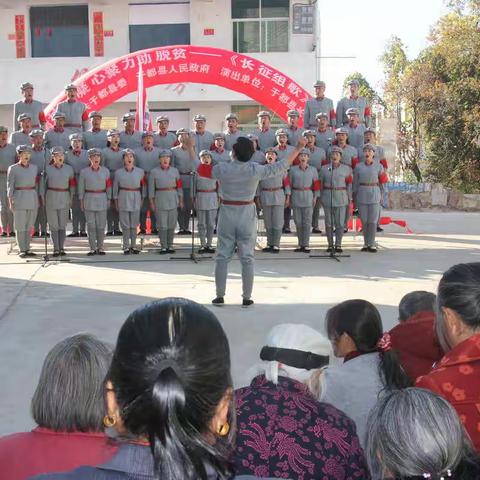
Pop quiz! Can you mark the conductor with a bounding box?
[198,135,306,307]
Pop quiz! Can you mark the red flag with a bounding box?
[134,64,152,132]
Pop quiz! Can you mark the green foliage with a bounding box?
[342,72,385,108]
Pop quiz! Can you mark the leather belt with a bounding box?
[360,182,379,186]
[323,186,347,190]
[262,187,283,192]
[120,187,141,191]
[85,189,106,193]
[197,188,216,193]
[48,187,69,192]
[64,123,82,128]
[179,171,191,175]
[221,199,254,206]
[15,186,35,190]
[155,186,176,191]
[292,187,312,191]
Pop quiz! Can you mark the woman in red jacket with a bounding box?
[417,262,480,451]
[0,334,116,479]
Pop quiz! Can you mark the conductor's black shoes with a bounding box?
[262,246,273,252]
[242,299,254,308]
[377,226,384,232]
[368,246,377,253]
[335,247,343,253]
[198,247,207,254]
[361,246,369,252]
[212,297,225,306]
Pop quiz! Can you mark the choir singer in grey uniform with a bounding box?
[7,145,38,257]
[0,126,17,236]
[113,149,144,254]
[353,144,388,253]
[42,146,75,256]
[78,148,112,255]
[320,146,353,253]
[198,136,305,307]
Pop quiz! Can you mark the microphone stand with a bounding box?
[310,162,350,262]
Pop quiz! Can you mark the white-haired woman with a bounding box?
[365,387,480,479]
[233,323,369,480]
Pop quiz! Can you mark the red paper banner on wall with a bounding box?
[44,45,312,126]
[15,15,26,58]
[93,11,104,57]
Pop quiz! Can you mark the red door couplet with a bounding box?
[43,45,312,126]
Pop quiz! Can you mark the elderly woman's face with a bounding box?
[53,153,65,166]
[160,155,171,168]
[90,154,101,168]
[123,153,135,168]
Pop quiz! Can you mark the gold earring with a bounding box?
[218,422,230,436]
[103,414,117,428]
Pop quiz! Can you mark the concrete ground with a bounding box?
[1,209,479,436]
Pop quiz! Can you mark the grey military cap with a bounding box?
[275,128,288,137]
[156,115,169,123]
[346,107,360,116]
[122,148,136,157]
[69,133,83,142]
[141,131,154,138]
[247,133,259,141]
[53,111,66,119]
[0,126,8,134]
[64,83,77,91]
[213,132,225,140]
[87,148,102,156]
[313,80,326,88]
[88,111,102,119]
[51,146,65,155]
[225,113,238,121]
[199,150,212,157]
[17,113,32,122]
[265,147,277,154]
[315,112,329,120]
[107,129,120,137]
[159,149,172,158]
[335,127,349,135]
[176,128,190,136]
[287,110,300,118]
[363,143,376,151]
[302,129,316,137]
[29,129,44,137]
[299,148,311,156]
[16,144,32,153]
[364,128,376,135]
[257,110,271,118]
[122,112,135,122]
[347,79,360,87]
[193,114,206,122]
[20,82,34,90]
[330,146,343,155]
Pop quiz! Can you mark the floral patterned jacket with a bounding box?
[234,375,370,480]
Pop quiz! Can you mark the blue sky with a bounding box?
[319,0,449,100]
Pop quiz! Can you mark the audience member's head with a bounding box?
[398,291,436,322]
[366,387,480,479]
[105,298,233,480]
[436,262,480,352]
[252,323,330,391]
[326,299,411,389]
[31,333,112,433]
[232,137,254,162]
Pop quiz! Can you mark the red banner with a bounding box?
[15,15,26,58]
[93,11,104,57]
[44,45,312,126]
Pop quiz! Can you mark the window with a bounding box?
[232,0,289,53]
[30,5,89,57]
[129,3,190,52]
[231,105,284,131]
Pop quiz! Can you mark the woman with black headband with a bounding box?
[233,323,369,480]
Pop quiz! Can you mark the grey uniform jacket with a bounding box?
[134,147,161,174]
[193,131,214,153]
[211,158,289,202]
[359,145,387,168]
[274,145,296,161]
[7,163,39,209]
[251,128,276,152]
[30,148,51,173]
[65,150,90,194]
[257,171,291,207]
[78,166,112,211]
[315,128,335,152]
[307,146,327,172]
[83,129,108,149]
[211,149,231,165]
[56,101,88,133]
[171,146,198,190]
[102,148,124,176]
[328,144,359,169]
[319,164,352,207]
[13,99,45,130]
[42,164,75,209]
[224,130,242,150]
[336,96,370,127]
[288,165,320,207]
[0,144,17,186]
[113,167,145,211]
[45,128,70,150]
[148,166,183,210]
[353,162,384,204]
[119,131,143,149]
[344,124,367,152]
[194,168,218,211]
[9,130,32,148]
[153,131,177,149]
[303,96,335,127]
[286,127,305,147]
[250,150,266,164]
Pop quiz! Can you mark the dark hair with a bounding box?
[31,333,112,432]
[108,298,234,480]
[232,136,254,162]
[398,291,436,322]
[326,299,411,390]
